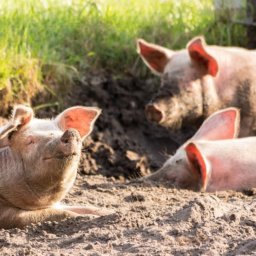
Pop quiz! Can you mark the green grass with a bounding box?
[0,0,247,112]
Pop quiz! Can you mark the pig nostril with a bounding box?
[145,104,164,123]
[61,130,72,144]
[61,137,70,144]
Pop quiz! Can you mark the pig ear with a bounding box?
[187,36,218,77]
[55,106,101,140]
[185,142,211,192]
[0,105,33,140]
[137,39,173,76]
[192,107,240,141]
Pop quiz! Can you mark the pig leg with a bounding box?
[0,206,78,229]
[57,205,113,216]
[0,205,109,229]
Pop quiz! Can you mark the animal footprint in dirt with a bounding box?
[144,107,256,192]
[0,104,110,229]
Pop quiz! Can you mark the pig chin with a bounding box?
[42,152,80,176]
[160,106,202,130]
[159,109,183,130]
[161,117,182,130]
[42,143,81,162]
[43,151,80,162]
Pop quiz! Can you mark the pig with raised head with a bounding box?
[137,36,256,136]
[0,104,107,229]
[145,107,256,192]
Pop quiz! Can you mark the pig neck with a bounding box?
[0,146,69,210]
[0,147,40,208]
[201,47,256,116]
[211,46,256,97]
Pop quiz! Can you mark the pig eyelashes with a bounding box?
[7,130,17,140]
[7,131,35,146]
[25,136,34,146]
[0,121,25,141]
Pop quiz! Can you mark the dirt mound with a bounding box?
[65,73,195,179]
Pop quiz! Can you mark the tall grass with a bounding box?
[0,0,247,112]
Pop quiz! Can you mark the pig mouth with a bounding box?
[43,153,78,161]
[161,117,182,130]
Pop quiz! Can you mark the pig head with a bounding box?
[144,107,256,192]
[0,104,107,228]
[137,36,256,136]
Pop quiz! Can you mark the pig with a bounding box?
[137,36,256,136]
[144,107,256,192]
[0,104,109,229]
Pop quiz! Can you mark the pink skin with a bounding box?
[144,107,256,192]
[0,105,110,229]
[185,138,256,192]
[137,36,256,136]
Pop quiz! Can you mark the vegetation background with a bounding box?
[0,0,249,113]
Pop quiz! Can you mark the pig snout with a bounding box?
[59,129,81,156]
[145,103,164,124]
[61,129,80,144]
[43,129,82,161]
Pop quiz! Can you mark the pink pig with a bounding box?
[145,107,256,192]
[0,105,110,229]
[137,36,256,136]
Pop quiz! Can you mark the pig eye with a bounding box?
[8,130,17,140]
[26,136,34,145]
[175,159,182,164]
[7,124,23,140]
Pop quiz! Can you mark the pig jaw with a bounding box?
[27,129,83,208]
[19,162,80,210]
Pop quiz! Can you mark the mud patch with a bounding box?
[64,73,195,179]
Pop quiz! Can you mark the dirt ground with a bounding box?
[0,74,255,255]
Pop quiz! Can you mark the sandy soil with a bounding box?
[0,74,255,255]
[1,175,255,255]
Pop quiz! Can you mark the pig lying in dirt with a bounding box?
[137,36,256,136]
[144,107,256,192]
[0,105,108,229]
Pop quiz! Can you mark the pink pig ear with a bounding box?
[137,39,174,76]
[55,106,101,140]
[185,142,211,192]
[192,107,240,141]
[187,36,218,77]
[0,105,33,141]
